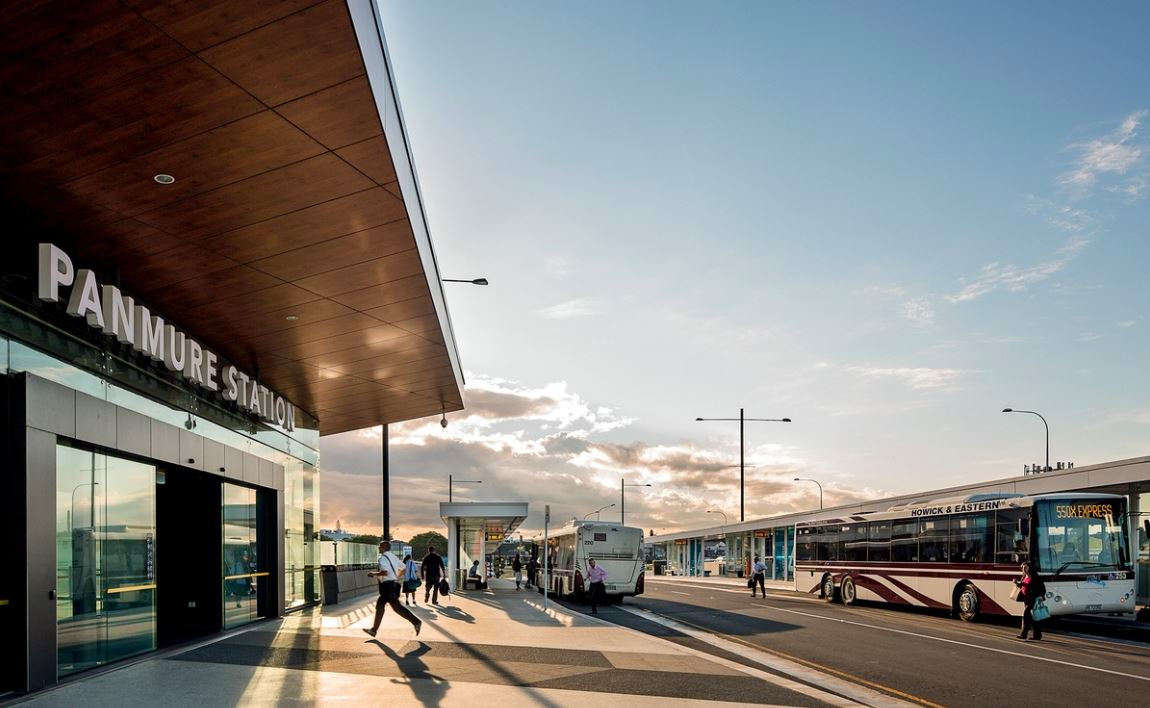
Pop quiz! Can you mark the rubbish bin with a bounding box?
[653,560,667,576]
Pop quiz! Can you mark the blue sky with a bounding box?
[320,2,1150,536]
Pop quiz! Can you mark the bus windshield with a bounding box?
[1035,499,1129,573]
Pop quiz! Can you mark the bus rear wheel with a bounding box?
[822,574,838,603]
[841,576,858,606]
[955,582,980,622]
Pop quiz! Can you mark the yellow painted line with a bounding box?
[662,609,943,707]
[224,572,270,580]
[106,583,156,594]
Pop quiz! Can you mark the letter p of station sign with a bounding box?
[37,244,295,431]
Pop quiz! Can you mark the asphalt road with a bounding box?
[560,579,1150,707]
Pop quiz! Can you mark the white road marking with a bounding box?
[755,603,1150,683]
[618,605,915,708]
[668,590,691,596]
[647,580,821,602]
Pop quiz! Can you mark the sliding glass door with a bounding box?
[56,445,156,676]
[222,483,261,629]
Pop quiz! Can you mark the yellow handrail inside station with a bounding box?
[106,583,156,595]
[224,571,270,581]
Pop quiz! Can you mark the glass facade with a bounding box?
[222,484,260,629]
[284,459,320,609]
[56,444,157,675]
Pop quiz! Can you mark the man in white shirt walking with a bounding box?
[363,540,421,637]
[586,557,608,615]
[750,555,767,598]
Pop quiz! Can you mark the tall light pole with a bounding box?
[449,474,482,502]
[585,503,615,520]
[621,479,652,526]
[1002,408,1050,472]
[793,477,823,510]
[696,410,791,521]
[706,509,728,526]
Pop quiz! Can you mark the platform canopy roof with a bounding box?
[440,502,530,539]
[0,0,464,435]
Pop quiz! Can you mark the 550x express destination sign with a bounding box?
[37,243,295,431]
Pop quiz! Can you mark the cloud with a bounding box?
[901,297,935,325]
[545,255,571,278]
[946,237,1089,303]
[861,285,906,298]
[1023,196,1093,233]
[318,375,880,539]
[845,365,968,391]
[1059,109,1147,190]
[1117,320,1136,328]
[537,297,601,319]
[1076,332,1102,343]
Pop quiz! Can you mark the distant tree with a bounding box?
[347,533,382,545]
[408,531,448,554]
[318,533,335,542]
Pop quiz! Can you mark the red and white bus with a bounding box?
[795,492,1134,621]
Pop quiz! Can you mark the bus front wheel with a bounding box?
[955,582,980,622]
[822,575,838,603]
[841,576,857,606]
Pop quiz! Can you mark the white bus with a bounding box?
[795,492,1134,621]
[537,521,645,601]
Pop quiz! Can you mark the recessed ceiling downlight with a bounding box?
[153,173,175,184]
[285,315,299,321]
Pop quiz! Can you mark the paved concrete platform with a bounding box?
[15,579,833,706]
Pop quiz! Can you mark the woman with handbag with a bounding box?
[1013,561,1047,641]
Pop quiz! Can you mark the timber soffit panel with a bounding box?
[0,0,464,434]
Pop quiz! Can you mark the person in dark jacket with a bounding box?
[512,554,523,590]
[421,545,445,605]
[1014,561,1047,640]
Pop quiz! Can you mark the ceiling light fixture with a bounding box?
[153,173,175,185]
[284,315,299,321]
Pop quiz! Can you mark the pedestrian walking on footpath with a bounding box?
[421,544,445,605]
[364,540,421,638]
[750,555,767,598]
[526,553,539,589]
[586,557,608,614]
[402,553,420,606]
[1014,561,1047,641]
[512,553,523,590]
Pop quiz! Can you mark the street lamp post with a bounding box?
[620,479,652,526]
[448,474,482,502]
[793,477,823,510]
[585,503,615,520]
[442,278,489,285]
[695,409,791,521]
[1002,408,1050,472]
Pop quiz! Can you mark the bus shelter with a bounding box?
[440,502,528,589]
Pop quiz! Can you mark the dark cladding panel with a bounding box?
[25,427,57,690]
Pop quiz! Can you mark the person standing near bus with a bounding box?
[512,553,523,590]
[586,557,608,614]
[1014,561,1046,640]
[526,553,539,589]
[364,540,421,638]
[750,555,767,598]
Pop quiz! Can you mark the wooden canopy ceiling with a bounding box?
[0,0,465,435]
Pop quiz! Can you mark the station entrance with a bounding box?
[55,444,273,676]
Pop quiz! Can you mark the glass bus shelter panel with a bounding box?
[56,445,156,677]
[787,526,795,581]
[223,483,259,629]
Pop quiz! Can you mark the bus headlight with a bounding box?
[1046,591,1054,599]
[1054,595,1062,603]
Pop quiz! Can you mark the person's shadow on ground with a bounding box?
[370,640,448,708]
[433,606,475,623]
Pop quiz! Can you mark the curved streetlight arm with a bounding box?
[1002,408,1050,471]
[793,478,823,510]
[585,503,616,519]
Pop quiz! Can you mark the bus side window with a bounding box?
[995,508,1029,564]
[891,520,917,562]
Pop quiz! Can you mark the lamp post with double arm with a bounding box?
[695,410,791,521]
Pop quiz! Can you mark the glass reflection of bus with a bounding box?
[796,492,1134,621]
[532,521,645,602]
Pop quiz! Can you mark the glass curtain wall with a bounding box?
[222,484,260,629]
[56,445,156,676]
[284,460,319,609]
